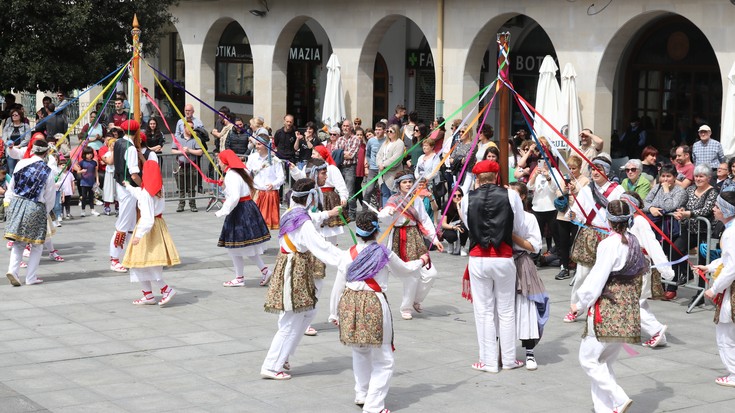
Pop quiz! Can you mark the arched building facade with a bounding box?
[147,0,735,155]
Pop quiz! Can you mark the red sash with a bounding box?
[469,242,513,258]
[349,246,383,292]
[585,183,618,225]
[239,195,252,202]
[321,187,335,192]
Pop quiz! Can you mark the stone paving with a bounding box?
[1,201,734,412]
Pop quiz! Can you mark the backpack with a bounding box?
[193,126,209,150]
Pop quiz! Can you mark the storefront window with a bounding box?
[216,22,253,104]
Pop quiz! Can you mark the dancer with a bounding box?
[216,149,272,287]
[570,199,646,413]
[121,160,180,306]
[5,140,56,286]
[620,191,673,348]
[261,178,343,380]
[698,191,735,387]
[565,154,624,322]
[378,169,443,320]
[460,160,526,372]
[108,120,144,273]
[329,211,429,413]
[508,182,550,371]
[246,129,285,230]
[303,145,349,242]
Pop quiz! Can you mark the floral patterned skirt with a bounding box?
[338,289,386,347]
[390,225,428,261]
[321,190,345,227]
[4,197,47,244]
[264,250,325,313]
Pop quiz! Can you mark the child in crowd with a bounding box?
[74,146,100,217]
[122,160,180,306]
[59,166,76,219]
[100,135,118,215]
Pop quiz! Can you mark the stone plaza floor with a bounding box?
[1,201,733,412]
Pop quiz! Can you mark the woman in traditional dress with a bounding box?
[378,169,443,320]
[620,191,674,348]
[122,160,180,306]
[261,178,343,380]
[697,191,735,388]
[216,149,273,287]
[5,139,56,286]
[570,200,647,413]
[508,182,549,371]
[246,128,285,230]
[329,211,429,413]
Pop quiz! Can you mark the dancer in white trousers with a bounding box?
[571,200,646,413]
[329,211,429,413]
[261,178,342,380]
[378,169,443,320]
[459,160,526,372]
[566,154,623,323]
[621,191,674,348]
[698,191,735,387]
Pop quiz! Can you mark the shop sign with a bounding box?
[512,55,558,75]
[406,50,434,69]
[216,44,252,59]
[289,46,322,62]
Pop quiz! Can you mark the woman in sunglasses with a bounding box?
[621,159,652,200]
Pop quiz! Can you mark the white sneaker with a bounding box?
[94,199,103,206]
[80,211,86,217]
[90,210,100,217]
[460,248,468,256]
[525,356,538,371]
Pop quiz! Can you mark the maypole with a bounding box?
[131,14,142,126]
[497,32,510,186]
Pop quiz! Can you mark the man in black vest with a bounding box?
[108,119,143,273]
[460,160,526,373]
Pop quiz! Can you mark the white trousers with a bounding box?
[640,298,664,338]
[8,243,43,284]
[261,279,324,373]
[468,256,517,368]
[399,264,437,312]
[579,316,630,412]
[570,264,592,305]
[109,184,136,259]
[716,322,735,376]
[353,344,394,413]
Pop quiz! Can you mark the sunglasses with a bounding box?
[624,168,638,173]
[387,130,396,134]
[453,194,463,198]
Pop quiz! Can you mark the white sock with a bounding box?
[248,255,266,271]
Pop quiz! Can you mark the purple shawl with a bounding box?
[279,207,311,237]
[347,243,391,282]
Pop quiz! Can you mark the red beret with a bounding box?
[472,160,500,175]
[139,132,147,143]
[120,119,140,134]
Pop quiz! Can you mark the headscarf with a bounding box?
[141,160,163,196]
[279,206,311,237]
[717,194,735,219]
[590,155,614,208]
[290,187,321,211]
[219,149,246,170]
[313,145,336,166]
[24,133,46,159]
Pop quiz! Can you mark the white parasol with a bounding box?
[722,61,735,157]
[321,54,346,129]
[533,55,564,151]
[561,63,583,150]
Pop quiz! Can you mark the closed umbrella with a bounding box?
[722,61,735,157]
[561,63,583,149]
[321,54,346,129]
[533,55,563,151]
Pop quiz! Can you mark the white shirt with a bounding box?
[575,233,628,311]
[246,152,285,191]
[415,153,441,185]
[707,222,735,323]
[279,207,343,268]
[215,169,253,218]
[630,215,674,281]
[129,187,166,238]
[570,181,624,229]
[6,155,57,213]
[514,211,542,254]
[290,164,349,201]
[378,194,437,243]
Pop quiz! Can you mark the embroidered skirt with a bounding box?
[321,190,345,227]
[255,189,280,230]
[4,197,47,244]
[390,225,428,261]
[123,217,181,268]
[338,289,386,347]
[264,250,325,313]
[218,199,271,248]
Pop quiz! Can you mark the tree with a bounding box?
[0,0,179,92]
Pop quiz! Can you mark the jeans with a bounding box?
[381,182,393,207]
[340,164,357,218]
[363,169,380,208]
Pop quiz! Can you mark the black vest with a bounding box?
[467,184,514,249]
[113,139,139,186]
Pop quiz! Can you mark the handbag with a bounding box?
[570,226,603,267]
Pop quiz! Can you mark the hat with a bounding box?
[472,160,500,175]
[329,126,340,135]
[139,132,147,143]
[141,160,162,197]
[698,125,711,132]
[120,119,140,134]
[255,127,269,137]
[219,149,246,170]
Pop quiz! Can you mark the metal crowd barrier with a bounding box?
[658,214,713,313]
[157,153,222,209]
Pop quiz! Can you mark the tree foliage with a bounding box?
[0,0,179,92]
